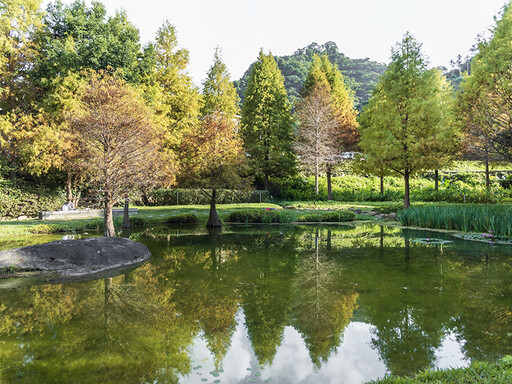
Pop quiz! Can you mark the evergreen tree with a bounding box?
[153,20,201,146]
[458,3,512,165]
[241,50,296,190]
[201,47,239,120]
[359,33,457,208]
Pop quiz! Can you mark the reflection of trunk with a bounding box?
[122,195,131,229]
[326,230,332,251]
[404,168,410,209]
[434,170,439,191]
[104,277,112,329]
[206,188,222,228]
[380,226,384,256]
[104,190,115,237]
[404,232,410,264]
[315,229,320,318]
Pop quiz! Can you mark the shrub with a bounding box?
[226,209,286,224]
[0,180,63,219]
[164,214,199,224]
[297,210,356,223]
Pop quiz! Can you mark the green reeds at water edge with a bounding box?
[398,204,512,237]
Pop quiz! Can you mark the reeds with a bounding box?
[398,204,512,237]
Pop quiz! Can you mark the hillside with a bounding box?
[234,42,388,110]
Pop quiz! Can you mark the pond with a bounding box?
[1,223,512,384]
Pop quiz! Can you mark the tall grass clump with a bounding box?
[398,204,512,237]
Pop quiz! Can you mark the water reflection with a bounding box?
[1,224,512,383]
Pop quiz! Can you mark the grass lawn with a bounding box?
[0,202,384,239]
[367,356,512,384]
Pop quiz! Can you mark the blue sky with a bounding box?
[43,0,507,85]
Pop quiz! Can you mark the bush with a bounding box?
[0,180,63,219]
[297,210,356,223]
[226,209,287,224]
[164,214,199,224]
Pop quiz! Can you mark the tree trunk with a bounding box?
[264,174,269,192]
[404,168,411,209]
[206,188,222,228]
[485,148,490,189]
[327,169,333,200]
[66,172,73,203]
[315,158,319,196]
[434,170,439,191]
[380,175,384,195]
[104,192,116,237]
[122,195,131,229]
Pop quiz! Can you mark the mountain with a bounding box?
[234,42,388,110]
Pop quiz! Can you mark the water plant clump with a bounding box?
[398,204,512,237]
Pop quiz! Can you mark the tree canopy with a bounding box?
[240,50,296,190]
[359,33,457,208]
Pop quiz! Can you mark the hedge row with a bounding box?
[140,189,270,206]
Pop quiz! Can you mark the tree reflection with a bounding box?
[2,225,512,382]
[292,228,358,367]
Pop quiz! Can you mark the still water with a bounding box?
[1,223,512,384]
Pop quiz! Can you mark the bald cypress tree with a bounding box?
[298,55,358,199]
[359,33,457,209]
[241,50,296,190]
[201,47,239,120]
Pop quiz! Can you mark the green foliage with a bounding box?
[0,180,63,219]
[458,3,512,163]
[235,42,387,109]
[369,355,512,383]
[34,1,148,85]
[241,50,297,186]
[164,214,199,224]
[201,47,239,119]
[226,209,291,224]
[359,32,458,207]
[398,205,512,237]
[297,210,356,222]
[152,20,201,143]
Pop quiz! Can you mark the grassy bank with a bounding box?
[0,203,369,239]
[368,356,512,384]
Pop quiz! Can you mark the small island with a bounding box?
[0,237,150,283]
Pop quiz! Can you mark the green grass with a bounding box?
[0,203,283,238]
[367,356,512,384]
[398,204,512,237]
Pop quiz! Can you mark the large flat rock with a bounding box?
[0,237,150,279]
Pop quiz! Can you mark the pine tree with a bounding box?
[241,50,296,190]
[201,47,239,120]
[359,33,457,208]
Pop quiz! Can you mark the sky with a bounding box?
[42,0,508,86]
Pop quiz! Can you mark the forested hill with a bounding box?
[234,41,388,110]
